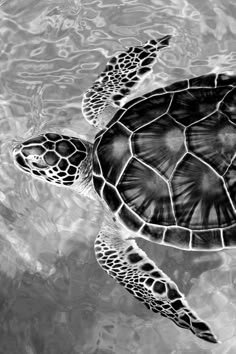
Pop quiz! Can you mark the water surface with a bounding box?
[0,0,236,353]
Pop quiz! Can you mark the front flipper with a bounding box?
[95,224,218,344]
[82,35,171,128]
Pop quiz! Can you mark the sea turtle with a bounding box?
[13,34,236,344]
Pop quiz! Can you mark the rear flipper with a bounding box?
[95,224,219,344]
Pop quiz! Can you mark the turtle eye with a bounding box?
[24,154,48,169]
[30,160,48,169]
[21,145,46,157]
[20,144,49,169]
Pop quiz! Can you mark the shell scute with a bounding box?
[171,153,236,229]
[140,224,164,243]
[217,73,236,86]
[192,229,223,250]
[223,225,236,248]
[132,114,186,178]
[117,158,175,225]
[219,87,236,124]
[164,79,189,92]
[224,157,236,209]
[96,122,131,186]
[118,205,143,232]
[119,93,172,131]
[93,151,102,176]
[189,73,216,88]
[186,111,236,175]
[93,176,104,197]
[164,227,191,249]
[169,87,231,126]
[102,183,122,212]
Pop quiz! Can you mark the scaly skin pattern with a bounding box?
[95,222,218,343]
[82,35,171,128]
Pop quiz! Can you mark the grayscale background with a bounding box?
[0,0,235,353]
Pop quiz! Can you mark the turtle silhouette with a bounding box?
[13,34,236,343]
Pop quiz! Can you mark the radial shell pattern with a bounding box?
[93,73,236,250]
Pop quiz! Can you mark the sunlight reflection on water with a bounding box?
[0,0,236,353]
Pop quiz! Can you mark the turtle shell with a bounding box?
[93,73,236,251]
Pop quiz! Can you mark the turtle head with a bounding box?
[13,133,93,192]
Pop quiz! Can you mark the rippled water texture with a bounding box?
[1,0,236,353]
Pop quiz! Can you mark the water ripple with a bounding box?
[0,0,236,353]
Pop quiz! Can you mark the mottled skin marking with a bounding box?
[165,129,185,152]
[218,125,236,147]
[111,137,128,159]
